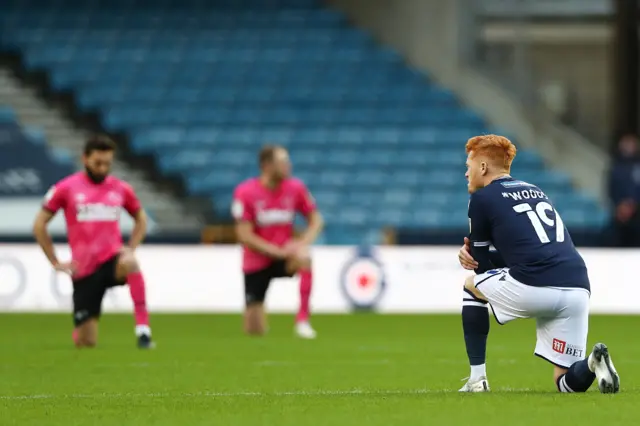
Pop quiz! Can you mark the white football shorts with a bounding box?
[473,268,590,368]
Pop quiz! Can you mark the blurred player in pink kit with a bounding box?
[32,136,154,349]
[232,145,324,338]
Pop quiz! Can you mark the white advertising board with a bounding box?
[0,244,637,314]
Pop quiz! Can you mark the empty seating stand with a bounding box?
[0,0,607,244]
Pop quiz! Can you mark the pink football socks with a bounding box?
[296,269,313,323]
[127,271,151,336]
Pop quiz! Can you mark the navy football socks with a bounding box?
[462,288,490,373]
[557,358,596,392]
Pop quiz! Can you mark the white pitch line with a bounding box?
[0,388,534,401]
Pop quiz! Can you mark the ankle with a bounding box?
[470,364,487,381]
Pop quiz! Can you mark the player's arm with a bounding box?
[128,209,147,249]
[232,191,286,259]
[468,193,495,274]
[296,185,324,246]
[123,184,147,249]
[33,185,64,268]
[235,221,286,258]
[33,208,59,266]
[297,210,324,246]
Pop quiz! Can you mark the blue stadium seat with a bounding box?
[0,106,17,123]
[0,1,606,243]
[0,111,76,201]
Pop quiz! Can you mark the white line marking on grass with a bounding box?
[0,388,535,401]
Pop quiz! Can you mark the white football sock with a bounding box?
[470,364,487,381]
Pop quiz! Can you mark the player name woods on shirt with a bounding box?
[502,188,548,201]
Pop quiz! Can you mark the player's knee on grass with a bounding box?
[244,304,267,336]
[76,319,98,348]
[79,339,97,348]
[116,249,140,279]
[464,275,487,301]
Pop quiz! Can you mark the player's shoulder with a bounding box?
[61,171,84,185]
[468,190,489,217]
[469,185,492,203]
[284,176,308,191]
[109,175,135,192]
[469,181,507,211]
[43,172,79,203]
[234,177,259,195]
[51,172,82,191]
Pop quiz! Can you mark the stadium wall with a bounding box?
[0,244,638,314]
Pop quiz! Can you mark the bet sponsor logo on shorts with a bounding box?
[340,247,386,311]
[552,338,585,358]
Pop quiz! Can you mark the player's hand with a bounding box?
[282,240,308,259]
[459,237,478,270]
[54,261,77,275]
[270,244,295,260]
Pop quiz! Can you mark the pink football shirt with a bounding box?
[43,172,141,280]
[232,177,316,273]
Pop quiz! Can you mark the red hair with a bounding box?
[465,134,517,170]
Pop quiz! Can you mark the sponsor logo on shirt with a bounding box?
[76,203,121,222]
[252,199,295,225]
[256,209,294,226]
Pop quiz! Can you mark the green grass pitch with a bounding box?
[0,314,638,425]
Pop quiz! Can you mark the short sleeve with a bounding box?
[468,193,492,245]
[296,182,316,217]
[232,186,255,222]
[42,184,66,213]
[122,183,142,216]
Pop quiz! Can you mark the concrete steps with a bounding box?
[0,68,203,231]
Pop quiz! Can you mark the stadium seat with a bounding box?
[0,0,606,244]
[0,106,76,195]
[0,106,14,121]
